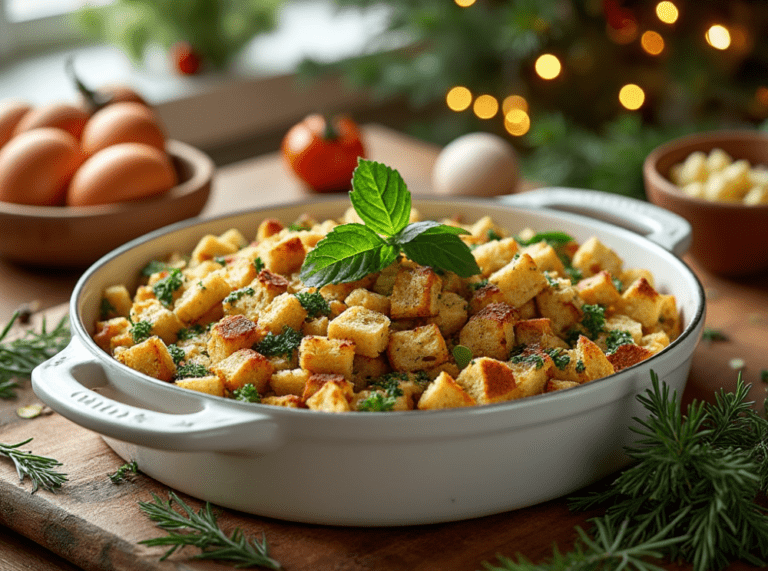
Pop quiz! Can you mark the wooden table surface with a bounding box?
[1,124,767,571]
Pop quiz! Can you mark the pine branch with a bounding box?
[138,491,282,569]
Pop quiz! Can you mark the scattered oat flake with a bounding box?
[16,404,44,419]
[729,358,746,370]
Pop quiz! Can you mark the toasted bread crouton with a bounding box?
[602,314,644,344]
[513,318,569,349]
[535,278,582,336]
[352,355,391,390]
[459,302,519,360]
[620,277,663,328]
[133,284,156,303]
[657,294,681,339]
[262,394,303,408]
[207,314,260,363]
[223,270,289,321]
[576,271,622,307]
[223,257,259,289]
[116,336,176,382]
[387,323,449,372]
[390,265,442,319]
[489,253,548,308]
[299,336,356,378]
[129,299,185,345]
[427,291,468,337]
[191,234,239,265]
[619,268,654,290]
[468,283,507,315]
[640,331,670,354]
[520,241,567,277]
[270,368,310,396]
[258,292,308,335]
[546,379,579,392]
[417,371,476,410]
[472,237,519,277]
[93,317,132,352]
[256,218,284,241]
[304,375,354,412]
[328,306,391,358]
[571,237,623,278]
[210,348,273,393]
[101,285,132,319]
[175,375,225,397]
[173,270,232,324]
[344,288,391,315]
[302,316,329,337]
[555,336,615,383]
[607,343,654,372]
[219,228,248,250]
[259,234,306,275]
[455,357,518,405]
[506,353,553,399]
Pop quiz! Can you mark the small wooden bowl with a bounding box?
[643,130,768,277]
[0,140,214,268]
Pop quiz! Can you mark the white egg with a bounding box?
[432,132,519,197]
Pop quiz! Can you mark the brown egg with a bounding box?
[80,102,166,157]
[0,99,33,149]
[0,127,81,206]
[67,143,178,207]
[14,102,90,141]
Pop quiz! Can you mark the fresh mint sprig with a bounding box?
[300,159,480,288]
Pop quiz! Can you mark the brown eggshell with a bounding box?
[0,127,81,206]
[67,142,178,206]
[0,99,33,149]
[14,102,90,141]
[80,102,166,157]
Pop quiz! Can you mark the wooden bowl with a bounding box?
[0,140,214,268]
[643,130,768,277]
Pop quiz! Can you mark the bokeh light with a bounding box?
[473,94,499,119]
[535,54,562,80]
[655,1,679,24]
[606,20,638,44]
[706,25,731,50]
[619,84,645,110]
[504,109,531,136]
[502,95,529,115]
[641,31,665,55]
[446,86,472,111]
[454,0,476,7]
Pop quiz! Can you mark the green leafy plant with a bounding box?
[0,311,71,400]
[0,438,67,493]
[76,0,280,70]
[300,159,480,288]
[139,491,281,568]
[109,460,139,484]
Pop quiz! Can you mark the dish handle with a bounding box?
[498,188,692,256]
[31,337,286,454]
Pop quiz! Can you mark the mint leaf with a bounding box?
[400,227,481,278]
[300,224,399,287]
[349,159,411,236]
[393,220,468,244]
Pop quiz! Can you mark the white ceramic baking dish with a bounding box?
[32,189,705,526]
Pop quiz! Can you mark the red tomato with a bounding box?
[281,114,366,193]
[171,42,202,75]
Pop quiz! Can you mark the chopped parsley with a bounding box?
[612,276,624,293]
[575,359,586,373]
[152,268,184,307]
[358,392,397,412]
[702,328,729,342]
[253,257,265,273]
[370,372,406,398]
[580,304,607,340]
[510,352,545,369]
[130,320,153,343]
[294,291,331,319]
[176,363,210,379]
[141,260,169,276]
[544,348,571,370]
[177,324,206,341]
[515,231,574,248]
[544,273,560,289]
[232,384,261,403]
[167,344,185,365]
[468,279,489,292]
[224,287,255,304]
[487,228,503,241]
[254,326,302,358]
[213,256,228,265]
[605,330,634,354]
[99,298,116,320]
[288,221,311,232]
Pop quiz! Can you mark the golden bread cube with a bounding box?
[173,270,232,324]
[101,285,133,319]
[607,343,654,372]
[328,306,391,358]
[262,394,303,408]
[571,237,623,278]
[459,302,518,361]
[513,318,569,350]
[546,379,579,393]
[304,375,354,412]
[620,277,663,328]
[210,348,274,393]
[223,270,289,321]
[93,317,131,353]
[116,336,176,382]
[129,299,185,345]
[387,323,449,372]
[299,335,356,379]
[270,368,310,397]
[190,234,238,265]
[344,288,391,315]
[455,357,518,405]
[302,316,329,337]
[206,314,260,363]
[535,278,582,336]
[576,271,622,307]
[219,228,248,250]
[472,237,519,277]
[175,375,225,397]
[390,265,442,319]
[260,235,306,275]
[256,218,284,241]
[417,371,476,410]
[427,291,468,337]
[258,292,307,335]
[521,242,567,277]
[554,335,615,383]
[489,253,548,308]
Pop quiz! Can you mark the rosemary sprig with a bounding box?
[109,460,139,484]
[0,438,67,493]
[0,310,71,399]
[138,491,282,569]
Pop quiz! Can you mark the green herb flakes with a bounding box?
[255,327,302,358]
[294,291,331,318]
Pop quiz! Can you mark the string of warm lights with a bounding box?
[445,0,753,137]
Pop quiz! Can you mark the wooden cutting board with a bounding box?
[1,257,767,571]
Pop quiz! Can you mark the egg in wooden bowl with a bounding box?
[643,129,768,277]
[0,139,214,268]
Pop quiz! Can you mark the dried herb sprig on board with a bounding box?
[0,310,71,399]
[0,438,67,493]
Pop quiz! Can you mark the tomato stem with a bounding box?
[322,115,338,141]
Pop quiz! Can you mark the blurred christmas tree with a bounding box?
[298,0,768,199]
